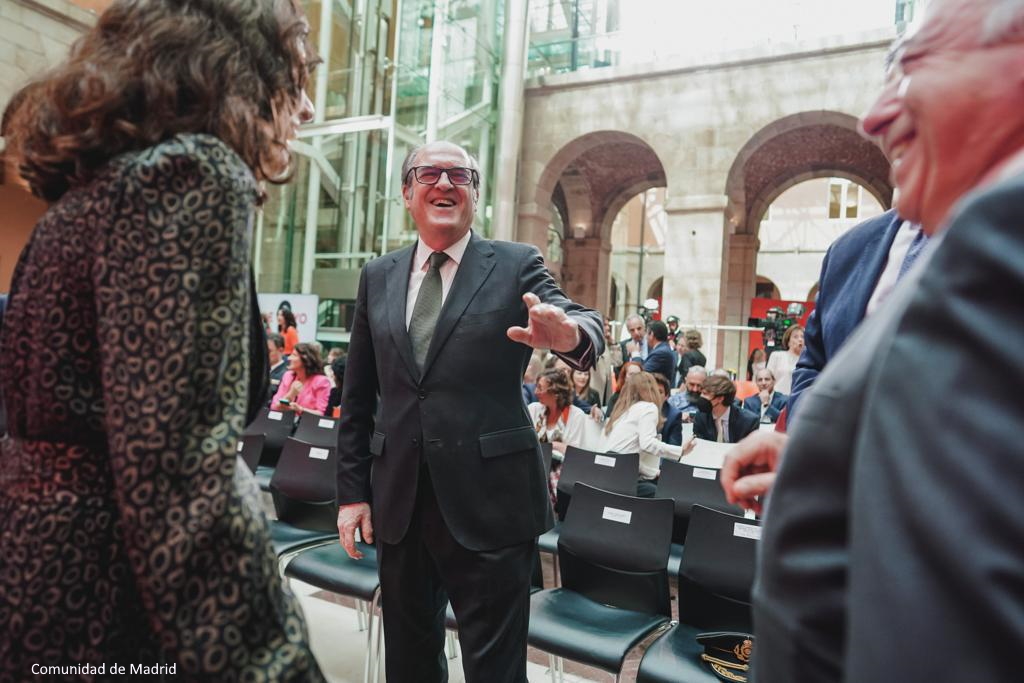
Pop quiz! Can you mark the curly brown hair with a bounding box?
[291,342,325,378]
[4,0,319,202]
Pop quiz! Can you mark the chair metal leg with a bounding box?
[547,654,558,683]
[552,553,561,587]
[355,599,367,631]
[371,590,385,683]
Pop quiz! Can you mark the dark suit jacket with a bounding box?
[755,174,1024,682]
[742,391,788,423]
[337,233,602,551]
[265,360,288,406]
[787,209,902,422]
[643,341,676,382]
[661,401,683,446]
[693,407,759,443]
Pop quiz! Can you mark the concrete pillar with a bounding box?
[517,202,552,253]
[662,193,729,328]
[561,236,611,311]
[721,232,759,374]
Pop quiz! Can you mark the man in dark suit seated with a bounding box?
[264,332,288,406]
[617,313,648,370]
[642,320,676,382]
[652,372,682,446]
[743,368,787,423]
[336,140,602,683]
[694,375,758,443]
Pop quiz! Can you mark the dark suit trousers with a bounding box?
[378,466,535,683]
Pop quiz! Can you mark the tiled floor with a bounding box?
[291,578,603,683]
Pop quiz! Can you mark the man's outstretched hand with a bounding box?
[507,292,582,353]
[720,431,788,515]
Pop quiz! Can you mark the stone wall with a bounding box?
[519,28,897,366]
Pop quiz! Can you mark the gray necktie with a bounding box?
[409,251,449,371]
[897,229,927,280]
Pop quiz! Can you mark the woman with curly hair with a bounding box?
[0,1,324,679]
[272,342,332,417]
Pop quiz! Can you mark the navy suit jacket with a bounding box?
[693,407,759,444]
[787,209,902,422]
[661,401,683,446]
[743,391,788,423]
[643,341,676,382]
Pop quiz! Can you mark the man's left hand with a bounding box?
[507,292,582,353]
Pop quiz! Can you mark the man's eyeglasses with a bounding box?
[406,166,478,186]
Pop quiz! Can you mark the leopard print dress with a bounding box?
[0,134,325,682]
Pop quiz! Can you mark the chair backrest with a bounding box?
[236,433,265,473]
[677,505,760,631]
[243,407,296,467]
[293,412,340,447]
[269,437,338,532]
[558,483,674,617]
[734,380,758,401]
[655,459,745,544]
[556,446,640,520]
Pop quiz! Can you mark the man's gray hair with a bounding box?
[625,313,644,325]
[981,0,1024,44]
[755,367,776,381]
[400,142,481,189]
[686,365,708,378]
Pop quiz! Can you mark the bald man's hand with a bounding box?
[507,292,582,353]
[720,431,788,515]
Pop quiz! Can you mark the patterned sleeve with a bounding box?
[93,134,322,680]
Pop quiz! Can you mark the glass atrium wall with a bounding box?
[256,0,504,343]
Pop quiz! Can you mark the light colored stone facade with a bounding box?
[0,0,94,115]
[518,28,897,366]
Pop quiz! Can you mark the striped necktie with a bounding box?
[409,251,449,371]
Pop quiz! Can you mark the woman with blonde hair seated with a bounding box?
[602,371,694,497]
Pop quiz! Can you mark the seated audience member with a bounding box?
[743,367,787,423]
[643,320,676,382]
[591,318,623,406]
[326,355,346,417]
[551,357,597,414]
[326,347,343,365]
[528,369,598,457]
[766,323,804,394]
[265,332,288,406]
[271,342,331,416]
[677,328,707,380]
[529,369,600,504]
[747,347,767,381]
[602,372,693,497]
[605,360,643,418]
[652,373,683,445]
[668,365,707,420]
[522,352,544,405]
[571,368,601,410]
[694,375,759,443]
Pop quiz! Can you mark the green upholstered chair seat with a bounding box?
[636,623,721,683]
[269,522,336,557]
[529,588,670,673]
[284,542,379,602]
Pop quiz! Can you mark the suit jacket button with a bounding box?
[412,438,419,446]
[418,392,427,400]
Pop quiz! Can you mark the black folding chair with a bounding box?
[244,407,296,490]
[655,459,745,575]
[636,505,761,683]
[285,541,382,683]
[540,446,640,587]
[267,437,338,565]
[236,433,264,473]
[529,483,674,683]
[293,412,340,447]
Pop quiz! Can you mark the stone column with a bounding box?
[561,236,611,312]
[662,193,729,366]
[721,232,759,375]
[491,0,529,241]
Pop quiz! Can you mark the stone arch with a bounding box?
[530,131,668,314]
[718,110,893,370]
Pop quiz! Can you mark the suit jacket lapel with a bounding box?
[385,245,421,381]
[420,234,496,378]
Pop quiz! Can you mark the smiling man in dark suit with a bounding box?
[693,375,758,444]
[335,141,602,683]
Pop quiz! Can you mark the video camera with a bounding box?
[748,302,805,355]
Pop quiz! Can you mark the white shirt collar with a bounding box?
[413,230,472,272]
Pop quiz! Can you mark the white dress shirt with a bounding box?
[601,401,683,480]
[866,220,922,316]
[405,230,473,330]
